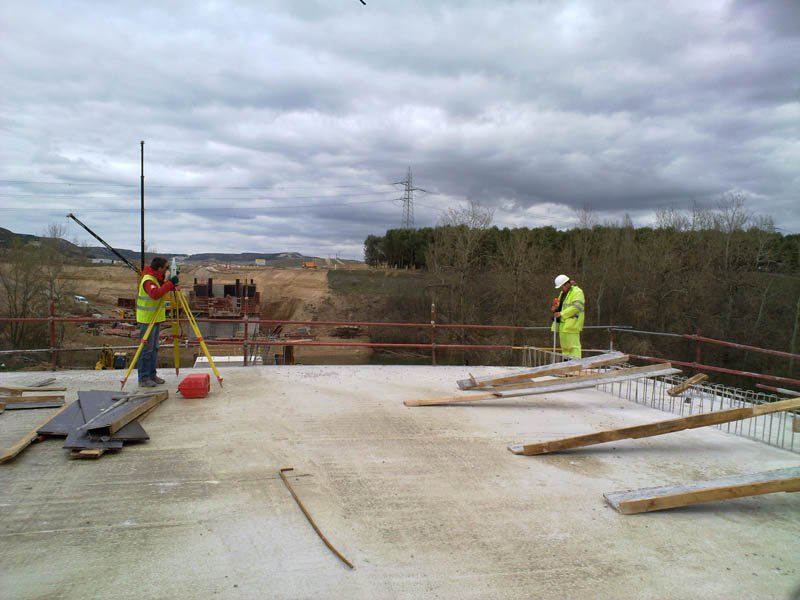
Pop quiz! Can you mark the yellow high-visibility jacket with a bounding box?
[551,284,585,334]
[136,274,167,324]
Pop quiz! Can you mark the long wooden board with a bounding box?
[604,467,800,514]
[477,364,662,392]
[406,364,678,407]
[666,373,708,397]
[456,352,628,389]
[508,396,800,455]
[0,385,67,395]
[3,400,65,410]
[83,390,168,435]
[38,390,149,442]
[0,395,65,404]
[0,403,73,464]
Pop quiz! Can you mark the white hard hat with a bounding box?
[554,274,570,289]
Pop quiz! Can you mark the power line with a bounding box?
[0,189,400,201]
[0,197,399,212]
[0,178,398,191]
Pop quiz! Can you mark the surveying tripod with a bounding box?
[120,289,223,389]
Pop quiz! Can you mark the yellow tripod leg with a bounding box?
[176,290,223,387]
[171,291,181,376]
[120,296,168,389]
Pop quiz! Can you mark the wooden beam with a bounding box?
[406,364,678,407]
[479,364,665,392]
[83,390,168,435]
[604,467,800,514]
[0,395,65,404]
[0,403,73,464]
[456,351,628,389]
[509,396,800,455]
[70,448,106,460]
[667,373,709,396]
[0,385,67,395]
[3,400,65,410]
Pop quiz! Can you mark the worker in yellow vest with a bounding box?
[550,274,585,359]
[136,257,179,387]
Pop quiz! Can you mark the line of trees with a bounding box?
[0,224,76,359]
[361,197,800,380]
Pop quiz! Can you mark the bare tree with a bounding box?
[0,242,47,347]
[655,205,689,231]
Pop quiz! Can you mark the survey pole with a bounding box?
[140,140,145,273]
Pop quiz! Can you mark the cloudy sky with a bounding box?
[1,1,798,259]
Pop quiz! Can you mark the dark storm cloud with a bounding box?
[0,1,797,260]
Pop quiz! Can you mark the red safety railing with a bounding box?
[0,312,798,390]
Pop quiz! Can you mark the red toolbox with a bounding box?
[178,373,211,398]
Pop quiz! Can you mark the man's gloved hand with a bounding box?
[550,297,560,313]
[169,275,179,286]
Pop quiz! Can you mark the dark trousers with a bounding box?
[137,322,161,382]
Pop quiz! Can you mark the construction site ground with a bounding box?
[50,264,373,367]
[1,366,798,599]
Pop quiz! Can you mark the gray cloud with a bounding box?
[0,0,797,259]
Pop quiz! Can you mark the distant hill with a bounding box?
[186,251,306,262]
[0,227,360,266]
[0,227,85,257]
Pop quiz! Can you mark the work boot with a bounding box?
[139,378,157,388]
[152,375,166,385]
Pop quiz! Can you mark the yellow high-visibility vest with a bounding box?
[136,274,167,324]
[551,285,585,333]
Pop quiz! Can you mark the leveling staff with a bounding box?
[136,257,179,387]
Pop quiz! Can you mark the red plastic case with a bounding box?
[178,373,211,398]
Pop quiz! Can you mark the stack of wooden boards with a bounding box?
[0,389,168,462]
[404,353,800,513]
[0,383,66,412]
[404,352,679,406]
[39,389,168,459]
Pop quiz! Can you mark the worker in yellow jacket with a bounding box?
[136,257,179,387]
[550,274,585,359]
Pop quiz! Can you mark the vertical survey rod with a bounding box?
[140,140,145,273]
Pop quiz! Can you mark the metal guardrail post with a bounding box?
[49,301,57,369]
[694,328,702,369]
[430,303,437,366]
[243,314,249,367]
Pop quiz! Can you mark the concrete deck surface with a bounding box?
[1,366,798,599]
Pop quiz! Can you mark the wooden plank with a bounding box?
[480,355,636,390]
[478,364,666,392]
[3,400,65,410]
[83,390,168,435]
[456,352,628,389]
[604,467,800,514]
[667,373,709,396]
[509,396,800,455]
[70,448,106,460]
[0,385,67,394]
[406,364,678,407]
[0,403,73,464]
[0,395,65,404]
[38,391,150,444]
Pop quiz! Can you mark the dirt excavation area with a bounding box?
[61,264,331,319]
[1,366,798,599]
[54,264,373,365]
